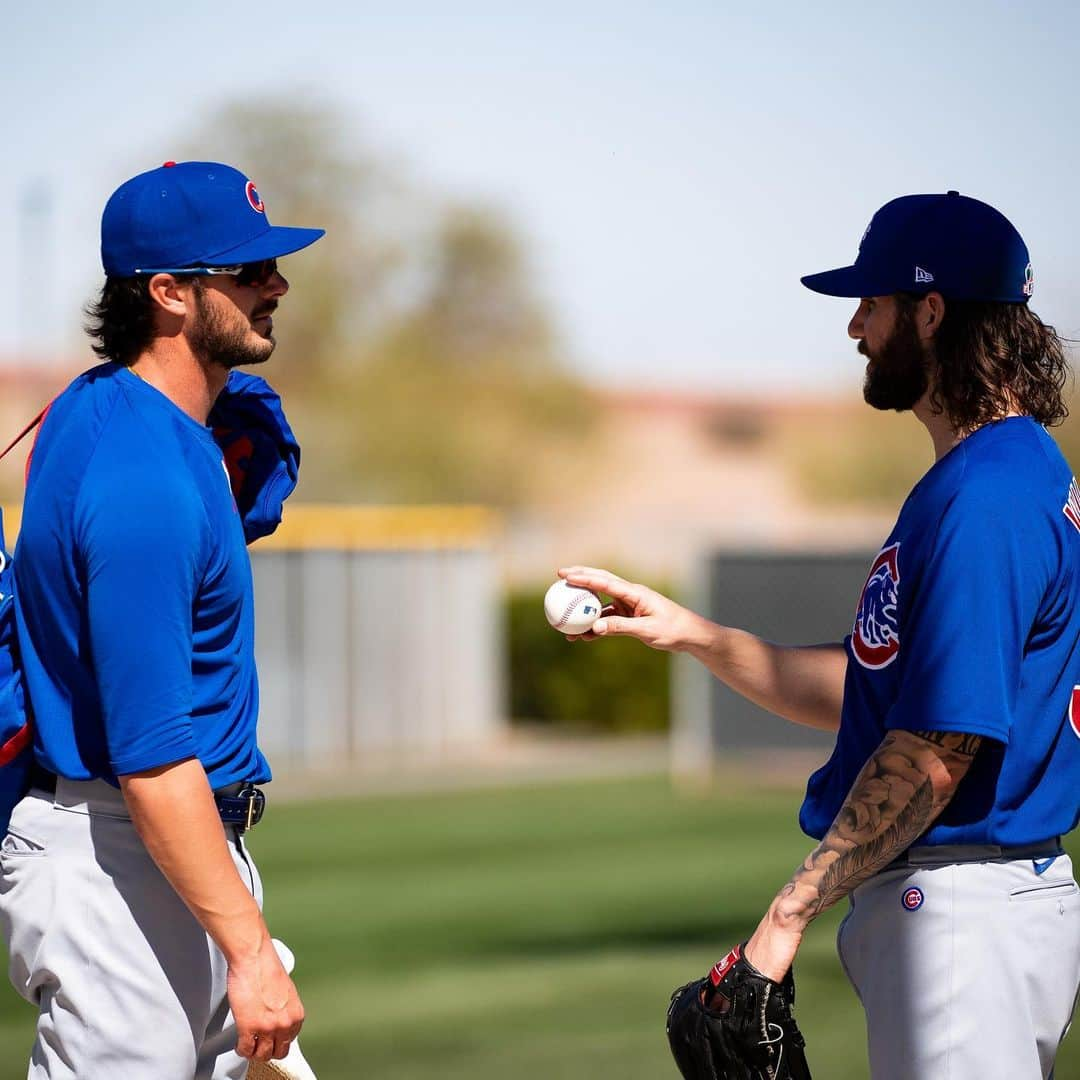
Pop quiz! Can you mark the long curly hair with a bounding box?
[912,296,1072,429]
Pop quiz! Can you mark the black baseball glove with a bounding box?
[666,943,811,1080]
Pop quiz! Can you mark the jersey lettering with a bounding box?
[852,543,901,670]
[1063,478,1080,534]
[1069,687,1080,741]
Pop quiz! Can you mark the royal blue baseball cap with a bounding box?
[101,161,325,277]
[801,191,1033,303]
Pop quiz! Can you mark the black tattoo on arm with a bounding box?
[775,728,980,923]
[912,730,982,757]
[815,777,933,909]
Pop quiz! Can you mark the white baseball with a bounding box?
[544,580,603,634]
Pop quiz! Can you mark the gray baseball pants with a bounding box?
[0,779,262,1079]
[838,849,1080,1079]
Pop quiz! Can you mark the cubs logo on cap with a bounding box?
[852,543,901,670]
[245,181,265,214]
[1022,263,1035,298]
[901,887,924,911]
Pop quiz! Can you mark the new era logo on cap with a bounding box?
[914,266,934,284]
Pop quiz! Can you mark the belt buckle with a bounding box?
[238,783,265,832]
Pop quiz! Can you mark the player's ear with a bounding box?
[917,291,946,342]
[147,273,193,320]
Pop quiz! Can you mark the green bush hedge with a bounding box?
[506,586,671,732]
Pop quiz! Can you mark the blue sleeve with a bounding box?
[209,371,300,544]
[886,481,1044,744]
[76,465,208,775]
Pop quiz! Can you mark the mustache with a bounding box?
[857,339,870,357]
[253,301,278,320]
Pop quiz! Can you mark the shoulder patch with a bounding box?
[852,543,901,670]
[1063,477,1080,534]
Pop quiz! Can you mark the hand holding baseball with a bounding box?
[544,580,604,635]
[245,941,320,1079]
[557,566,705,652]
[227,934,305,1063]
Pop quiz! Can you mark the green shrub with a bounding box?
[506,587,671,732]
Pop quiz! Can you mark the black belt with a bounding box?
[885,838,1064,871]
[30,767,266,833]
[213,782,267,832]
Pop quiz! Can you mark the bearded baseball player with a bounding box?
[562,192,1080,1079]
[1,162,323,1078]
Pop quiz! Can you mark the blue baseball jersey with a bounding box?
[14,362,270,788]
[801,417,1080,847]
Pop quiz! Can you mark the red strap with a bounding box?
[0,722,31,767]
[0,408,49,763]
[0,407,48,463]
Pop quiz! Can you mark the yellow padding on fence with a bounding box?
[1,505,20,542]
[1,504,499,552]
[256,504,499,551]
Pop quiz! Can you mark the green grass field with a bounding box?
[0,774,1077,1078]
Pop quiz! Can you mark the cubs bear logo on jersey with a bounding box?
[852,542,900,670]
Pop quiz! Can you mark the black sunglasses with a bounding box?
[133,258,278,287]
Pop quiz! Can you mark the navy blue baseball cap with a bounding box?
[801,191,1033,303]
[101,161,325,277]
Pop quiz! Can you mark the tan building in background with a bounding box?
[510,388,896,585]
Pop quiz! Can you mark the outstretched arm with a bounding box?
[560,566,847,731]
[743,728,982,980]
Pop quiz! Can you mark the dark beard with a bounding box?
[189,283,276,370]
[860,305,928,412]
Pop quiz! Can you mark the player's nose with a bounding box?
[848,301,867,340]
[265,270,289,300]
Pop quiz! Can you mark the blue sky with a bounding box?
[5,1,1080,391]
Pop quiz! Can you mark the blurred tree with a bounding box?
[784,372,1080,509]
[409,206,555,370]
[180,95,405,382]
[181,95,594,507]
[780,405,930,508]
[306,206,593,506]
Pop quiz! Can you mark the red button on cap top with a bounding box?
[162,160,177,167]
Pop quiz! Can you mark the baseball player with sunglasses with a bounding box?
[563,192,1080,1078]
[1,161,323,1078]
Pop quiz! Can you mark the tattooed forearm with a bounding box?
[815,777,933,909]
[912,730,982,757]
[773,728,979,926]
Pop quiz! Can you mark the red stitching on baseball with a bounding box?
[556,591,588,629]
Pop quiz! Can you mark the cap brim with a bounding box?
[204,225,326,265]
[800,264,888,298]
